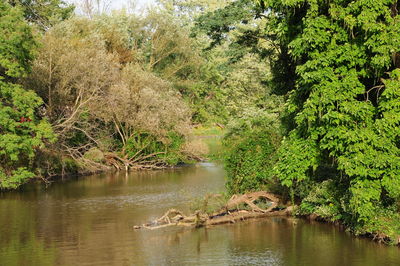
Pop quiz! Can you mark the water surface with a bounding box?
[1,163,400,266]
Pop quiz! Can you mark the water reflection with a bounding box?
[1,163,400,266]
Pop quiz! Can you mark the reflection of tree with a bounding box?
[0,200,57,266]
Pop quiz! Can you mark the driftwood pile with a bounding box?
[105,152,169,171]
[133,191,293,230]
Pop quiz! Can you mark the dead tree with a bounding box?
[134,191,292,230]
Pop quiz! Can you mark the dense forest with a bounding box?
[0,0,399,244]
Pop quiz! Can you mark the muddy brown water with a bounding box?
[1,162,400,266]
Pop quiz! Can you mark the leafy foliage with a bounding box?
[0,2,55,189]
[299,180,343,221]
[0,2,36,78]
[193,0,258,48]
[223,106,283,194]
[257,0,400,238]
[25,14,195,171]
[6,0,74,29]
[200,0,400,240]
[125,132,187,166]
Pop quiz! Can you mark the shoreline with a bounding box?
[301,213,400,247]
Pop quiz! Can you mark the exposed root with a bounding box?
[133,191,293,230]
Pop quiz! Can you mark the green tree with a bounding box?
[6,0,74,29]
[199,0,400,239]
[257,0,400,237]
[0,2,54,189]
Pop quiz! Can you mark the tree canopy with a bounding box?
[194,0,400,241]
[0,2,54,189]
[6,0,74,29]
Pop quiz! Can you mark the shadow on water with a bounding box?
[1,160,400,265]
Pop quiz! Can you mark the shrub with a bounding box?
[223,110,282,194]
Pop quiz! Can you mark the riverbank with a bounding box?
[10,131,222,191]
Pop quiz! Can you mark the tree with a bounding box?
[26,19,120,161]
[97,64,190,145]
[192,0,260,48]
[196,0,400,239]
[91,10,208,122]
[257,0,400,237]
[26,16,194,170]
[6,0,75,29]
[158,0,231,22]
[78,0,112,18]
[0,2,54,189]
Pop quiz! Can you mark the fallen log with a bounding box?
[206,207,293,226]
[218,191,280,215]
[133,191,293,230]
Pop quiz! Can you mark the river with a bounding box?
[1,162,400,265]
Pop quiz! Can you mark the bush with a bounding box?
[124,131,188,166]
[223,110,282,194]
[299,180,342,221]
